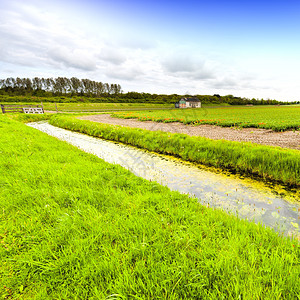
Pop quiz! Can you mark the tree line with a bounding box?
[1,77,298,105]
[0,77,122,96]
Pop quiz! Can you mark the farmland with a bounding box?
[0,101,173,112]
[112,105,300,131]
[1,114,299,299]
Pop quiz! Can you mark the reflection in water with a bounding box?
[28,122,300,239]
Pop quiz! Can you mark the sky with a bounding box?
[1,0,300,101]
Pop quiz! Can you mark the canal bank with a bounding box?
[28,121,300,239]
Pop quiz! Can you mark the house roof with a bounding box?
[181,97,200,102]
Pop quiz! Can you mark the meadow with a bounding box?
[112,105,300,131]
[0,114,299,299]
[0,102,173,112]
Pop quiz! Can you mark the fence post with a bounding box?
[55,103,58,113]
[41,102,44,113]
[1,104,5,113]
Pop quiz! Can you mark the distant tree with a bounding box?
[24,78,33,92]
[95,81,105,96]
[15,77,22,89]
[70,77,81,95]
[32,77,42,90]
[104,83,111,94]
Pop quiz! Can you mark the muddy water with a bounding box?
[28,122,300,239]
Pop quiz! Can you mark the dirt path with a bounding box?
[79,114,300,150]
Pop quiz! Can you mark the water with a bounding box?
[28,121,300,239]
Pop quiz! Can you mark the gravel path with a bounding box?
[79,114,300,150]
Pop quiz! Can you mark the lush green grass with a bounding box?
[50,115,300,187]
[1,115,299,299]
[53,102,173,112]
[6,112,52,123]
[112,106,300,131]
[0,102,173,112]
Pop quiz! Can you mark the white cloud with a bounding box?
[163,55,199,73]
[118,38,154,50]
[48,47,97,71]
[0,2,101,71]
[210,77,239,89]
[99,47,127,66]
[161,52,217,81]
[105,67,144,81]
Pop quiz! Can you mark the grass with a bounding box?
[0,115,299,299]
[0,102,173,112]
[49,115,300,187]
[112,106,300,131]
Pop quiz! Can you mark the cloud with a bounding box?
[48,47,97,71]
[0,1,143,76]
[118,38,154,50]
[0,2,101,72]
[163,56,197,73]
[99,47,126,65]
[210,77,239,89]
[105,66,144,81]
[162,54,216,80]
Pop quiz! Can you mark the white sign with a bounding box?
[23,107,44,114]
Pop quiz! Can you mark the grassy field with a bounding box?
[1,115,299,299]
[112,106,300,131]
[49,115,300,187]
[0,102,173,112]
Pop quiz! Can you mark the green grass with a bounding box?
[112,106,300,131]
[0,102,173,112]
[0,115,299,299]
[5,112,52,123]
[49,115,300,187]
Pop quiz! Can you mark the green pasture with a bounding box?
[0,102,173,112]
[112,105,300,131]
[1,115,299,299]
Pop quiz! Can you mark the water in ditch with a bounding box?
[28,121,300,239]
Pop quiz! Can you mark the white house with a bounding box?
[175,97,201,108]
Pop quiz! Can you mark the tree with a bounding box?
[70,77,81,95]
[32,77,42,90]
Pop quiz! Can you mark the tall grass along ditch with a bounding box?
[49,115,300,187]
[1,116,299,299]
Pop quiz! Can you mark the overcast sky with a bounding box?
[1,0,300,101]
